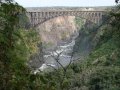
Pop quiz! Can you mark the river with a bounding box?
[34,33,78,74]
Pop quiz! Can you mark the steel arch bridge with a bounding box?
[26,7,107,27]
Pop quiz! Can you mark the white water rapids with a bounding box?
[34,34,78,74]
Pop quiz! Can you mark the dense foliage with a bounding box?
[0,1,41,90]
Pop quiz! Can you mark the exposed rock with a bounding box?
[28,16,78,70]
[36,16,77,48]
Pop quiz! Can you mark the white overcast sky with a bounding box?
[15,0,116,7]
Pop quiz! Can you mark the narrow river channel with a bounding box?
[34,32,79,74]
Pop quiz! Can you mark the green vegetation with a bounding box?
[75,17,85,30]
[0,1,41,90]
[0,0,120,90]
[73,20,98,56]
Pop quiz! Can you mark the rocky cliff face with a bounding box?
[36,16,77,48]
[28,16,77,70]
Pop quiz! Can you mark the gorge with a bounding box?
[1,1,120,89]
[33,16,79,72]
[31,14,99,73]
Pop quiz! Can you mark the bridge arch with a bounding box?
[26,9,105,27]
[33,15,96,27]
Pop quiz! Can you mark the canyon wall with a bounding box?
[36,16,77,48]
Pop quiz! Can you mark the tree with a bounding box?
[0,1,28,89]
[0,1,42,89]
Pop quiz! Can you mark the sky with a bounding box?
[15,0,116,7]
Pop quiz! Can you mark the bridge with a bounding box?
[26,7,107,27]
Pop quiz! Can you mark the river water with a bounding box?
[34,33,78,74]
